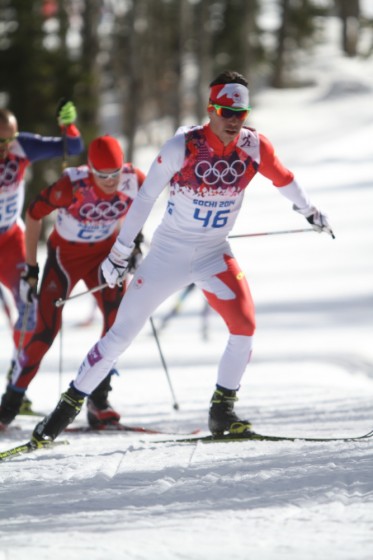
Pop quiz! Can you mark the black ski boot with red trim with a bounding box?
[87,370,120,428]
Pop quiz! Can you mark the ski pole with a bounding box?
[149,316,180,411]
[228,228,314,239]
[62,128,68,171]
[56,97,69,171]
[58,321,64,395]
[54,283,108,308]
[17,302,32,353]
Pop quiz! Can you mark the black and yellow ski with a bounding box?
[0,439,69,462]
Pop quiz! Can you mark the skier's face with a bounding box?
[90,166,122,194]
[208,104,248,146]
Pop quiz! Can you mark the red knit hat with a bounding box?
[88,135,123,170]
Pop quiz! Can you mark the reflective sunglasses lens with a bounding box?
[220,107,248,120]
[93,168,121,180]
[100,171,120,179]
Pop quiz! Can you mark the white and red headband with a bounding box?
[209,83,250,109]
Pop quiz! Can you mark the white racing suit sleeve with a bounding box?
[117,133,186,247]
[276,179,312,212]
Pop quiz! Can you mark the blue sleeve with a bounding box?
[17,132,84,163]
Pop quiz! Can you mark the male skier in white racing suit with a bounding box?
[31,70,334,442]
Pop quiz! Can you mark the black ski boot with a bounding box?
[86,370,120,428]
[32,385,85,442]
[208,385,252,435]
[0,385,25,426]
[6,359,35,416]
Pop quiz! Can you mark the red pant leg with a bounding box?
[202,254,256,336]
[13,232,119,390]
[13,241,68,389]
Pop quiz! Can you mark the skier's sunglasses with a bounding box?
[0,133,19,144]
[90,165,122,180]
[208,104,250,120]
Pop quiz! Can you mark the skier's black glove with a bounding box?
[126,232,144,273]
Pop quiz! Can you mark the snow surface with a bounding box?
[1,22,373,560]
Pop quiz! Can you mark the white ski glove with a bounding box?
[101,239,134,288]
[293,205,335,239]
[19,264,39,303]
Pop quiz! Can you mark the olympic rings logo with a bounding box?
[79,200,128,221]
[0,160,20,186]
[195,159,246,185]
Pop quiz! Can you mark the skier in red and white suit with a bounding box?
[0,135,145,429]
[32,71,334,442]
[0,103,83,356]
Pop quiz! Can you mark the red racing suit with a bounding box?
[11,163,145,390]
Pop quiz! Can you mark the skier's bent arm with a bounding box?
[258,133,334,236]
